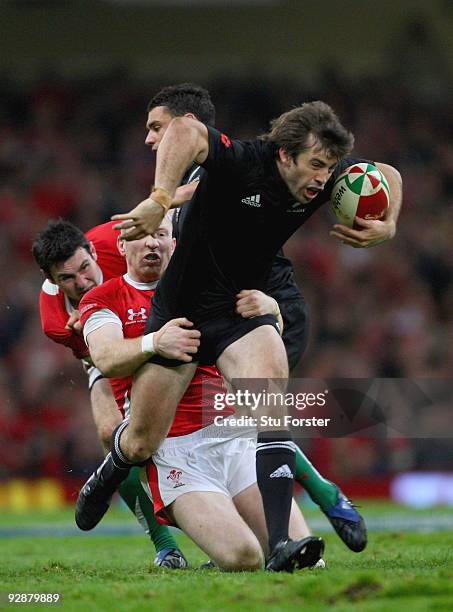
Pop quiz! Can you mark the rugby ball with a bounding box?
[331,163,389,228]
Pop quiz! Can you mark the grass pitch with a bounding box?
[2,503,453,611]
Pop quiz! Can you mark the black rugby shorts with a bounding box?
[147,313,280,367]
[279,297,310,372]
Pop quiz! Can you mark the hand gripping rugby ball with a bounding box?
[331,163,390,228]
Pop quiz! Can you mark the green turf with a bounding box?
[1,505,453,611]
[1,500,451,526]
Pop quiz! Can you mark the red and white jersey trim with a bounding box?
[83,308,122,343]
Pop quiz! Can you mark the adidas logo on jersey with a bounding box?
[241,194,261,207]
[270,464,294,479]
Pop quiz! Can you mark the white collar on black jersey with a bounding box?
[123,273,158,291]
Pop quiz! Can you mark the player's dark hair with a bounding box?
[32,219,91,277]
[147,83,215,126]
[262,101,354,160]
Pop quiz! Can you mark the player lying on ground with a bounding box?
[32,219,189,568]
[142,84,367,551]
[79,97,401,571]
[78,216,324,571]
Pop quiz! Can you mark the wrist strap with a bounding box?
[151,186,172,211]
[141,332,155,355]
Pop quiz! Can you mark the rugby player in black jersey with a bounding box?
[78,88,402,571]
[143,84,366,554]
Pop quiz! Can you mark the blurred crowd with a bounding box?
[0,64,452,482]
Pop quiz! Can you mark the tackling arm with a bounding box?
[85,317,201,378]
[236,289,284,334]
[86,323,148,378]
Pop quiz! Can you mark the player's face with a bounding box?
[50,247,100,305]
[124,218,175,282]
[278,135,339,204]
[144,106,174,150]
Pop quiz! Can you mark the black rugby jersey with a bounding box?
[173,163,301,303]
[171,160,307,369]
[153,126,364,324]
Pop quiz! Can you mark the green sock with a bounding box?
[118,467,178,553]
[294,446,338,511]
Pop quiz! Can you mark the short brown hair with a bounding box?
[262,101,354,160]
[32,219,90,277]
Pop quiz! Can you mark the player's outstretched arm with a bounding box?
[86,318,201,378]
[330,162,402,248]
[154,117,209,195]
[112,118,208,241]
[236,289,284,334]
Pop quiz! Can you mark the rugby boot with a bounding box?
[199,560,217,570]
[154,548,188,569]
[266,536,325,573]
[75,453,128,531]
[323,488,367,552]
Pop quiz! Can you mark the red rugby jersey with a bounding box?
[79,274,232,436]
[39,221,126,359]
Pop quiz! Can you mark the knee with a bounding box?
[218,541,263,572]
[123,430,164,463]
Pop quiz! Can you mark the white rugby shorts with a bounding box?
[140,425,257,525]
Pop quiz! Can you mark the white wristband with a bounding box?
[141,332,156,355]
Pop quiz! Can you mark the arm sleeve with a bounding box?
[39,281,88,359]
[79,281,124,341]
[201,126,255,179]
[83,309,122,345]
